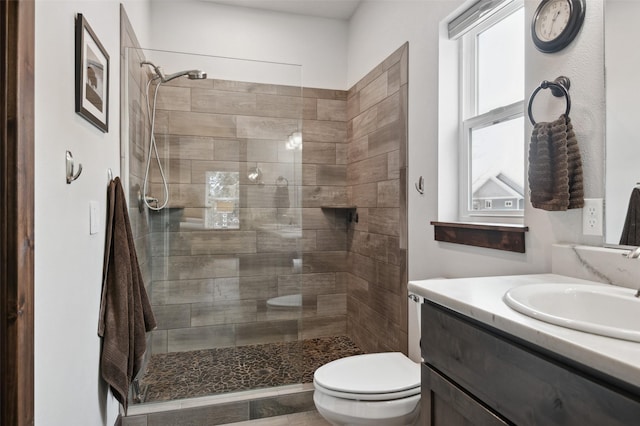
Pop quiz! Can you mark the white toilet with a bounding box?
[313,293,423,426]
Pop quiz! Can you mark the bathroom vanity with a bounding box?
[409,274,640,426]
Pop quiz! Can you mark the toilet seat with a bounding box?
[313,353,420,401]
[314,380,420,401]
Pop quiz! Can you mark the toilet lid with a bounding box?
[314,353,420,395]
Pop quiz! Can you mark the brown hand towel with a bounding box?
[528,114,584,211]
[565,116,584,209]
[619,187,640,246]
[98,177,156,413]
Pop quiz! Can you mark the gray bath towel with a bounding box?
[98,177,156,412]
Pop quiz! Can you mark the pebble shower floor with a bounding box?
[136,336,364,403]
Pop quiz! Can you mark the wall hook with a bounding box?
[66,151,83,184]
[415,176,425,194]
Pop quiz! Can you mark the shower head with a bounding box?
[141,61,207,83]
[163,69,208,82]
[186,70,207,80]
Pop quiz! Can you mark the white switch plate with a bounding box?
[582,198,603,236]
[89,201,100,235]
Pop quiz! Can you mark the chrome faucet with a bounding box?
[624,248,640,297]
[626,247,640,259]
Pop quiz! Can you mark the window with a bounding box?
[456,1,525,220]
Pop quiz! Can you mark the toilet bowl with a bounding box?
[313,292,425,425]
[313,352,421,426]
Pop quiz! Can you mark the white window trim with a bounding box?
[457,0,525,223]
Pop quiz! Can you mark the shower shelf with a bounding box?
[321,205,358,223]
[320,205,357,209]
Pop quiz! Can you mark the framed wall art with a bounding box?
[75,13,109,132]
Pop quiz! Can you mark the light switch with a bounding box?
[90,201,100,235]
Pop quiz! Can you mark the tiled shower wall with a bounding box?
[122,9,153,305]
[142,77,350,354]
[345,44,409,354]
[123,35,408,356]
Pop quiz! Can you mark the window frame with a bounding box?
[458,0,525,222]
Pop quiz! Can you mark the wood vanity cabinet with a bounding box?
[420,301,640,426]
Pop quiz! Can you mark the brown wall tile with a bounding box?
[368,122,400,158]
[303,97,317,120]
[235,320,298,346]
[316,165,347,186]
[377,179,400,207]
[351,108,378,140]
[151,279,216,305]
[155,135,215,160]
[302,120,347,143]
[213,79,278,94]
[301,186,349,207]
[156,85,191,111]
[167,111,237,138]
[302,142,337,165]
[256,94,303,119]
[191,89,257,115]
[167,325,235,352]
[344,44,408,354]
[299,316,346,339]
[191,300,258,326]
[153,304,191,330]
[317,99,347,122]
[359,72,388,112]
[237,116,299,140]
[347,155,388,186]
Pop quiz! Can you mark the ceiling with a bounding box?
[208,0,363,20]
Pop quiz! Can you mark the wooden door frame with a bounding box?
[1,0,35,425]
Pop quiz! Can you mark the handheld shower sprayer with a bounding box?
[141,61,207,83]
[139,60,208,211]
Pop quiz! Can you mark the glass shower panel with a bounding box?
[124,47,303,403]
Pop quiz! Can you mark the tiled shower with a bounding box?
[123,12,407,411]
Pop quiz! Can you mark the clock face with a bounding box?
[534,0,571,42]
[532,0,585,53]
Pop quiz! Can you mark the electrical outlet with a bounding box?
[582,198,603,236]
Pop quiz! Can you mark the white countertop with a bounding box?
[408,273,640,389]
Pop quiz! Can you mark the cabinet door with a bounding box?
[421,365,509,426]
[422,302,640,425]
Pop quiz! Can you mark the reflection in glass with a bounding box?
[477,8,525,115]
[470,116,524,211]
[205,171,239,229]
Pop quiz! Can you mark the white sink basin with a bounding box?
[503,283,640,342]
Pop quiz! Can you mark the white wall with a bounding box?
[348,0,605,281]
[148,0,348,89]
[34,1,149,424]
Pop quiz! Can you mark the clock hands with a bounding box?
[547,9,561,38]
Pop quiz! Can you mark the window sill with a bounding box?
[430,221,529,253]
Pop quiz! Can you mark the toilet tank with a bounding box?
[408,278,446,363]
[407,292,423,363]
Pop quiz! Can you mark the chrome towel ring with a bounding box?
[527,76,571,125]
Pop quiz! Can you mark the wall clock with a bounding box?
[531,0,586,53]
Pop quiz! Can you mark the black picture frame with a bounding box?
[75,13,109,132]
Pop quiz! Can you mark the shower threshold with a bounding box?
[133,336,363,406]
